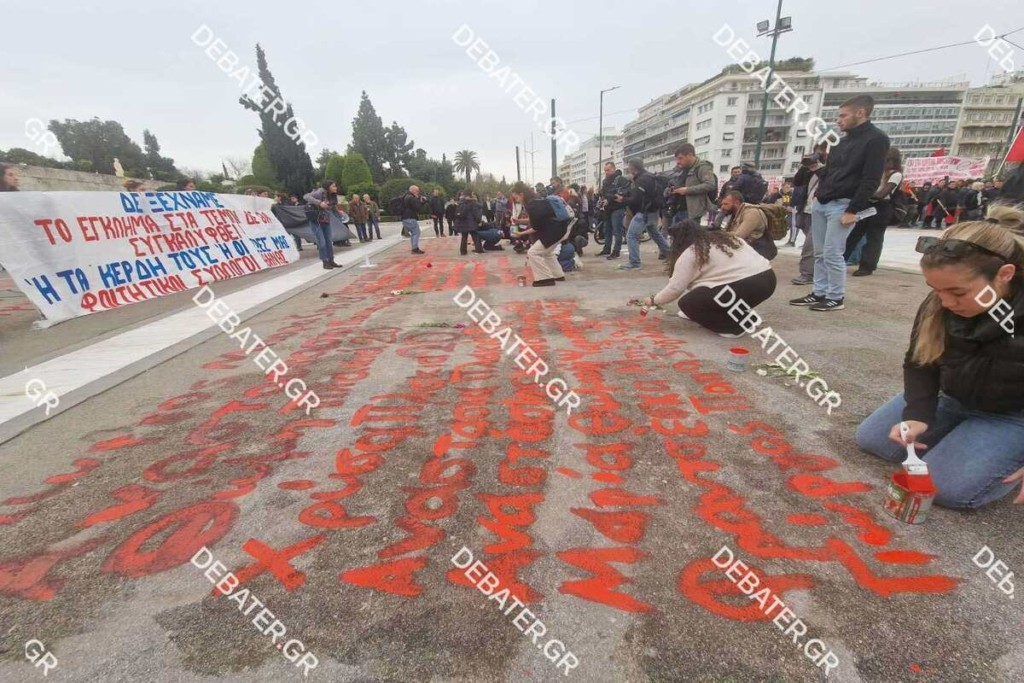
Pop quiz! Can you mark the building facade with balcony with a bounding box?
[557,128,622,188]
[952,72,1024,171]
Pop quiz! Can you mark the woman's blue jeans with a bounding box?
[855,392,1024,509]
[311,221,334,262]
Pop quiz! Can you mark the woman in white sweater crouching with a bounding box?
[635,220,777,337]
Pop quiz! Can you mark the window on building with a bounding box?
[723,132,735,141]
[796,129,807,137]
[793,145,805,155]
[721,149,732,157]
[720,164,731,172]
[695,135,711,145]
[727,97,738,106]
[725,115,736,124]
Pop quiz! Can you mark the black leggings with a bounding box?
[844,201,892,272]
[678,269,777,335]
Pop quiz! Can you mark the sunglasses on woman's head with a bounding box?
[914,236,1008,262]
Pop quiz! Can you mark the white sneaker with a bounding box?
[677,310,690,320]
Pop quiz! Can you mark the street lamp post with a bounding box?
[598,86,620,185]
[753,2,792,168]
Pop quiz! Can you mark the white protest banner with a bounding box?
[904,156,990,183]
[0,191,299,323]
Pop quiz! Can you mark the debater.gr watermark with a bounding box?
[713,545,839,675]
[712,25,841,151]
[192,546,319,676]
[190,24,319,153]
[453,285,581,415]
[974,285,1015,337]
[24,119,60,157]
[452,546,579,676]
[972,545,1015,600]
[452,24,580,153]
[24,640,58,677]
[193,286,320,415]
[714,286,841,414]
[23,369,59,416]
[974,25,1016,73]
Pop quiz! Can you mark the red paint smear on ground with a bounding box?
[591,472,625,485]
[555,467,581,479]
[89,435,157,452]
[875,550,938,565]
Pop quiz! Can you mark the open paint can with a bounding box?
[883,471,937,524]
[727,347,750,373]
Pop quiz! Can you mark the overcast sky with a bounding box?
[3,0,1023,185]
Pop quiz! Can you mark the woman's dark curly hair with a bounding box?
[665,219,744,275]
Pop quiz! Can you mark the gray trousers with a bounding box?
[797,212,814,278]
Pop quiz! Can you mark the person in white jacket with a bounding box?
[634,219,777,337]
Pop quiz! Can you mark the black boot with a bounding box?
[322,260,335,270]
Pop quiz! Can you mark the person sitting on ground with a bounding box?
[635,219,776,338]
[855,204,1024,509]
[474,221,504,250]
[454,191,484,255]
[510,181,570,287]
[557,235,578,273]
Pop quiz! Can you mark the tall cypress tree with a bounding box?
[239,44,315,195]
[349,92,388,183]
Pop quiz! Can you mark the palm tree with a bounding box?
[453,150,480,185]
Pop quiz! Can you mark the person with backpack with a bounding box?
[391,185,427,254]
[509,181,571,287]
[666,144,719,225]
[960,181,985,221]
[453,191,485,256]
[617,158,671,270]
[717,190,784,261]
[735,163,769,204]
[841,147,903,277]
[633,219,776,338]
[789,95,890,312]
[303,179,343,270]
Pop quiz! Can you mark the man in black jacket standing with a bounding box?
[618,158,670,270]
[790,95,889,312]
[596,162,630,259]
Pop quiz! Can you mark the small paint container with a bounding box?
[726,347,750,373]
[518,275,526,287]
[883,471,937,524]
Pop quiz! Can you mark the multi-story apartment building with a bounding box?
[561,67,1017,185]
[557,128,621,188]
[952,72,1024,171]
[819,75,968,160]
[619,68,825,180]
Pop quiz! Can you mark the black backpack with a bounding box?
[388,195,406,216]
[743,173,769,204]
[455,201,470,220]
[649,172,670,209]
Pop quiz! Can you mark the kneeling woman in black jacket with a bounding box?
[855,204,1024,509]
